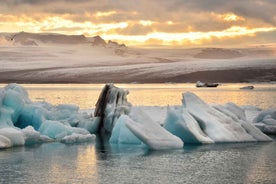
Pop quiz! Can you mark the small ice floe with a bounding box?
[196,81,219,87]
[240,85,254,90]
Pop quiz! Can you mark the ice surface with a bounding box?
[61,133,96,144]
[213,104,271,141]
[243,105,262,123]
[0,128,25,147]
[109,115,142,145]
[22,126,53,145]
[253,109,276,134]
[125,108,184,150]
[164,106,214,144]
[224,102,247,121]
[38,120,90,139]
[182,92,271,142]
[0,135,12,148]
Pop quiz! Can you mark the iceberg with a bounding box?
[182,92,271,142]
[0,83,273,150]
[94,83,131,133]
[0,83,96,149]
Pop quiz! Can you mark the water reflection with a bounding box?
[244,142,276,184]
[0,139,275,184]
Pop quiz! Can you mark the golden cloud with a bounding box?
[1,13,276,47]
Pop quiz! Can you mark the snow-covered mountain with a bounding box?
[1,32,126,48]
[0,32,275,83]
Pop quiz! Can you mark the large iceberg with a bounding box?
[181,92,271,142]
[0,84,96,148]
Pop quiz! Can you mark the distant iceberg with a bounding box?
[0,83,274,150]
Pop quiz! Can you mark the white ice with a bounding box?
[182,92,271,142]
[253,109,276,134]
[125,108,184,150]
[164,106,214,144]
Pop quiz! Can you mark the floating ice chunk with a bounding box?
[0,135,12,148]
[22,126,53,145]
[38,120,90,139]
[61,133,96,144]
[182,92,258,142]
[0,127,25,147]
[0,83,97,148]
[253,109,276,123]
[214,104,272,141]
[253,109,276,134]
[164,106,214,144]
[125,108,183,150]
[22,126,42,145]
[109,115,142,145]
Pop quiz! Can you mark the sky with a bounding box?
[0,0,276,47]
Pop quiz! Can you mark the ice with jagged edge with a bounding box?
[0,83,96,148]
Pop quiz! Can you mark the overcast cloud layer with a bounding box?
[0,0,275,46]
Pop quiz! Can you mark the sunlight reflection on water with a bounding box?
[27,83,276,109]
[0,83,275,109]
[0,140,275,184]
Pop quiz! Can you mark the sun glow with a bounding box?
[1,13,276,46]
[216,13,245,22]
[95,11,117,17]
[102,26,276,46]
[139,20,154,26]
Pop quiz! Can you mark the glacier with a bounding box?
[0,83,274,150]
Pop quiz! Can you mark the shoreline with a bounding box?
[0,68,275,84]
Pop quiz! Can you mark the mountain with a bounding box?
[7,32,88,45]
[1,32,127,49]
[194,48,244,59]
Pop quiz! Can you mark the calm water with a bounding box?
[1,83,275,109]
[0,83,276,184]
[0,138,275,184]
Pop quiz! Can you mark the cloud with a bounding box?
[0,0,275,46]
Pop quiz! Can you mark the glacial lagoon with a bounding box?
[0,83,275,184]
